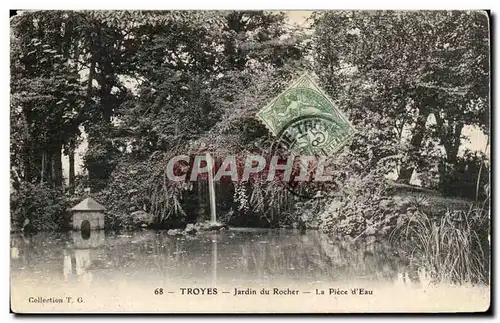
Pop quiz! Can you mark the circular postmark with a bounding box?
[269,114,353,200]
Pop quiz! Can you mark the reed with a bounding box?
[390,203,490,285]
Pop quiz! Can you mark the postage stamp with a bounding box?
[257,73,355,156]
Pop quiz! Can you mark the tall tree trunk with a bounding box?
[40,151,45,184]
[85,56,96,184]
[51,154,56,185]
[68,38,79,194]
[53,144,63,187]
[435,113,464,165]
[87,60,96,101]
[397,107,430,184]
[23,145,32,183]
[47,153,54,184]
[69,139,75,192]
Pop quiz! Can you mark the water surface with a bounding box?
[11,228,409,286]
[10,229,490,313]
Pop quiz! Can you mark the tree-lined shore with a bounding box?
[11,10,489,244]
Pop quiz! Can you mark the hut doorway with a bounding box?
[81,220,91,240]
[70,197,106,231]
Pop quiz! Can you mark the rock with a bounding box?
[207,222,229,231]
[184,223,197,234]
[130,210,154,228]
[193,222,204,231]
[193,221,229,232]
[167,229,183,236]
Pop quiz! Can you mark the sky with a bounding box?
[285,10,313,26]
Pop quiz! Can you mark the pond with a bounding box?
[10,229,489,313]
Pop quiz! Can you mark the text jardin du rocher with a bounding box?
[232,287,373,296]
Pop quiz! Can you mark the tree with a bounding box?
[312,10,489,184]
[11,11,84,187]
[101,10,307,224]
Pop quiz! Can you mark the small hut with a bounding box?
[70,197,106,231]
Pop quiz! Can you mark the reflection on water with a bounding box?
[11,229,419,288]
[211,234,217,286]
[60,231,106,284]
[11,246,19,259]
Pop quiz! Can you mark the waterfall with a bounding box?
[206,152,217,224]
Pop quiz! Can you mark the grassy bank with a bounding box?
[390,200,490,285]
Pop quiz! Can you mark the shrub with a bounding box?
[319,170,399,238]
[10,182,69,232]
[318,144,401,238]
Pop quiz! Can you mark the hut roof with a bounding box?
[71,197,106,212]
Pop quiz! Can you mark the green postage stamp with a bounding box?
[256,73,355,155]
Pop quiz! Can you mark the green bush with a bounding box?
[10,183,69,232]
[319,170,399,238]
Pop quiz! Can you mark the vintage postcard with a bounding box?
[9,10,491,313]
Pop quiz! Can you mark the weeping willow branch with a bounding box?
[147,151,188,222]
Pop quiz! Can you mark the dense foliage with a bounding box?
[10,10,489,237]
[312,10,490,237]
[10,183,69,232]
